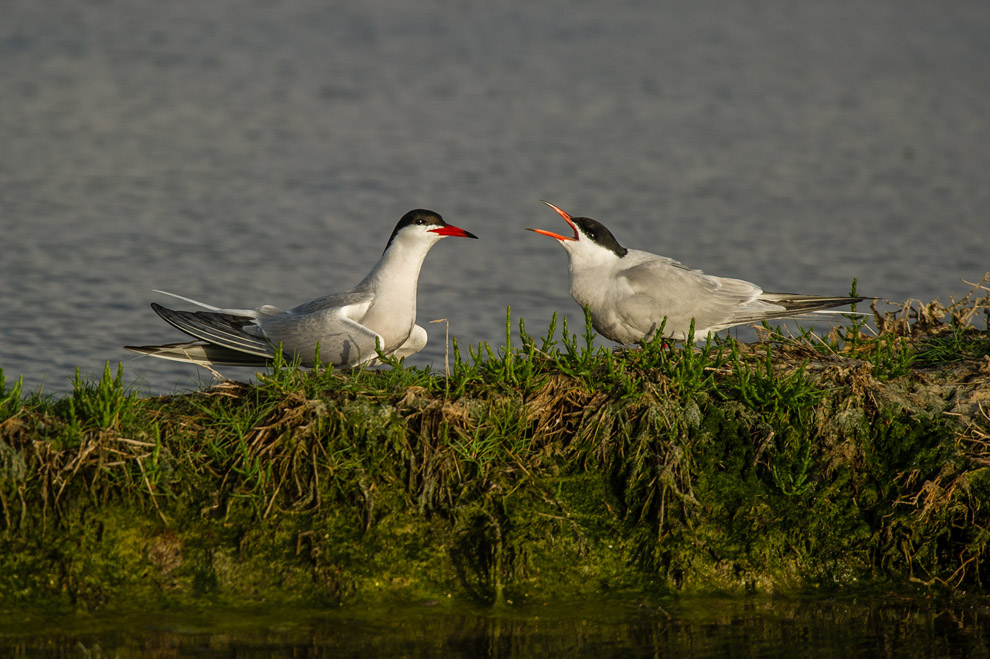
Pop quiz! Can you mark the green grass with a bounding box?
[0,370,23,424]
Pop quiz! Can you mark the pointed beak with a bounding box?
[430,224,479,239]
[526,201,578,241]
[527,227,574,241]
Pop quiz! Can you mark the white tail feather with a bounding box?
[152,290,223,311]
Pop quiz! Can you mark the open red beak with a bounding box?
[430,224,479,239]
[526,201,578,241]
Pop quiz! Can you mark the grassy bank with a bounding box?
[1,280,989,611]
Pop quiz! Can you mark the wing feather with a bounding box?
[124,341,270,366]
[151,304,276,359]
[258,308,385,367]
[615,258,763,337]
[138,287,396,368]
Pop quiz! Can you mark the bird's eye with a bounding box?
[587,230,596,240]
[415,218,426,225]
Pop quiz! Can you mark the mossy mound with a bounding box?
[1,282,989,611]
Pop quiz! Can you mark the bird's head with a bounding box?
[384,209,478,254]
[527,201,628,262]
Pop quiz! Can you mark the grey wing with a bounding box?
[617,258,763,337]
[150,303,277,359]
[288,289,371,315]
[257,308,385,367]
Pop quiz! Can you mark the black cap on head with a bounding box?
[572,216,627,257]
[384,209,447,253]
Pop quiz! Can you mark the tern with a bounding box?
[527,201,864,344]
[125,209,478,368]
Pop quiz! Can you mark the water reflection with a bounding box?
[3,596,989,657]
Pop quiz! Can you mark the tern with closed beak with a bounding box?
[528,201,864,344]
[126,209,478,368]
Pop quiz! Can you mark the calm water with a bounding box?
[2,597,989,658]
[2,0,989,396]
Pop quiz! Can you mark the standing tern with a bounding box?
[527,201,864,344]
[125,209,478,368]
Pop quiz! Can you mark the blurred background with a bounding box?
[2,0,988,395]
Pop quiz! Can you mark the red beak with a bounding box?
[526,201,578,241]
[430,224,479,239]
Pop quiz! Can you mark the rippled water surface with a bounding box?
[2,0,989,394]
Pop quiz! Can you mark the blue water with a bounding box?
[2,0,989,395]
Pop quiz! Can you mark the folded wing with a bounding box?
[149,303,277,359]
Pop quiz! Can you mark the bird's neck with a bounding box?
[567,251,624,306]
[567,249,623,279]
[356,238,435,347]
[363,239,432,295]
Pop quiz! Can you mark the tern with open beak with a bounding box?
[528,201,864,344]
